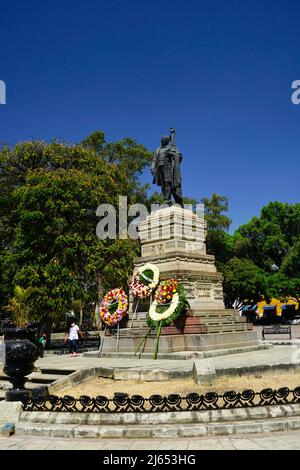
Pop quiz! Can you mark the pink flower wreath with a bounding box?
[99,288,128,326]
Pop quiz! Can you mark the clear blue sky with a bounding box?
[1,0,299,231]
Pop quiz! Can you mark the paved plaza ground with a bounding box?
[35,343,300,376]
[1,429,300,450]
[2,327,300,451]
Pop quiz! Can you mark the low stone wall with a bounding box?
[15,404,300,438]
[47,367,100,395]
[47,365,192,396]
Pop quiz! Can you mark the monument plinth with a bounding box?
[134,205,224,311]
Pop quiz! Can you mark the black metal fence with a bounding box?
[22,387,300,413]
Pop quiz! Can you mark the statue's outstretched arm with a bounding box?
[169,128,176,146]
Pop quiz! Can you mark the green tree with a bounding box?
[82,130,106,153]
[4,285,41,328]
[81,130,153,205]
[224,201,300,304]
[235,202,300,270]
[0,137,148,339]
[281,239,300,277]
[223,257,266,307]
[201,193,232,231]
[200,193,233,265]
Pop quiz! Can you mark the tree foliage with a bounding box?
[4,285,41,328]
[0,134,151,328]
[223,257,266,305]
[199,196,300,306]
[201,193,232,231]
[201,193,232,263]
[222,202,300,305]
[82,130,153,205]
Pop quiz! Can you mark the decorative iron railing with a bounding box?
[22,387,300,413]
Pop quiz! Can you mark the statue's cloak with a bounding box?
[152,144,182,187]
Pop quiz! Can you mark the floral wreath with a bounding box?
[135,279,189,360]
[99,288,128,327]
[129,263,160,299]
[147,279,189,328]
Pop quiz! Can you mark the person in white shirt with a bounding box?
[64,318,82,357]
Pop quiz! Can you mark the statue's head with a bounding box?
[161,135,170,147]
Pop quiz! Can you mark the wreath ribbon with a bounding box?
[102,300,119,307]
[140,272,154,283]
[129,263,160,300]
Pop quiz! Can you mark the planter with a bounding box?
[3,327,40,402]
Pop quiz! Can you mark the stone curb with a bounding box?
[48,367,99,395]
[214,362,300,378]
[193,359,216,384]
[19,404,300,426]
[46,358,297,394]
[47,366,193,394]
[0,401,23,426]
[15,414,300,439]
[83,344,269,361]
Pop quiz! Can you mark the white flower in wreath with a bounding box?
[149,293,179,321]
[137,263,159,289]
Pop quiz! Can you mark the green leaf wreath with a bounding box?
[135,279,189,360]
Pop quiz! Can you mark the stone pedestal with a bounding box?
[133,205,224,311]
[99,205,258,356]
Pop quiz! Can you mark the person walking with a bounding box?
[64,317,82,357]
[38,333,47,357]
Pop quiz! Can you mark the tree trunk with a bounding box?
[43,315,53,348]
[79,303,84,329]
[95,275,104,331]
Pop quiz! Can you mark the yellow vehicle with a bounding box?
[257,297,299,319]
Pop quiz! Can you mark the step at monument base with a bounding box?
[99,331,258,354]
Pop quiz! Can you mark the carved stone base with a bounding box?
[134,252,225,310]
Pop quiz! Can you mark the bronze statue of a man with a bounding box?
[151,128,183,207]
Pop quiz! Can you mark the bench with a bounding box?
[48,330,101,354]
[262,325,292,340]
[81,330,101,349]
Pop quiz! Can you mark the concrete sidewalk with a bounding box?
[36,344,300,377]
[1,429,300,450]
[36,355,195,374]
[207,345,300,374]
